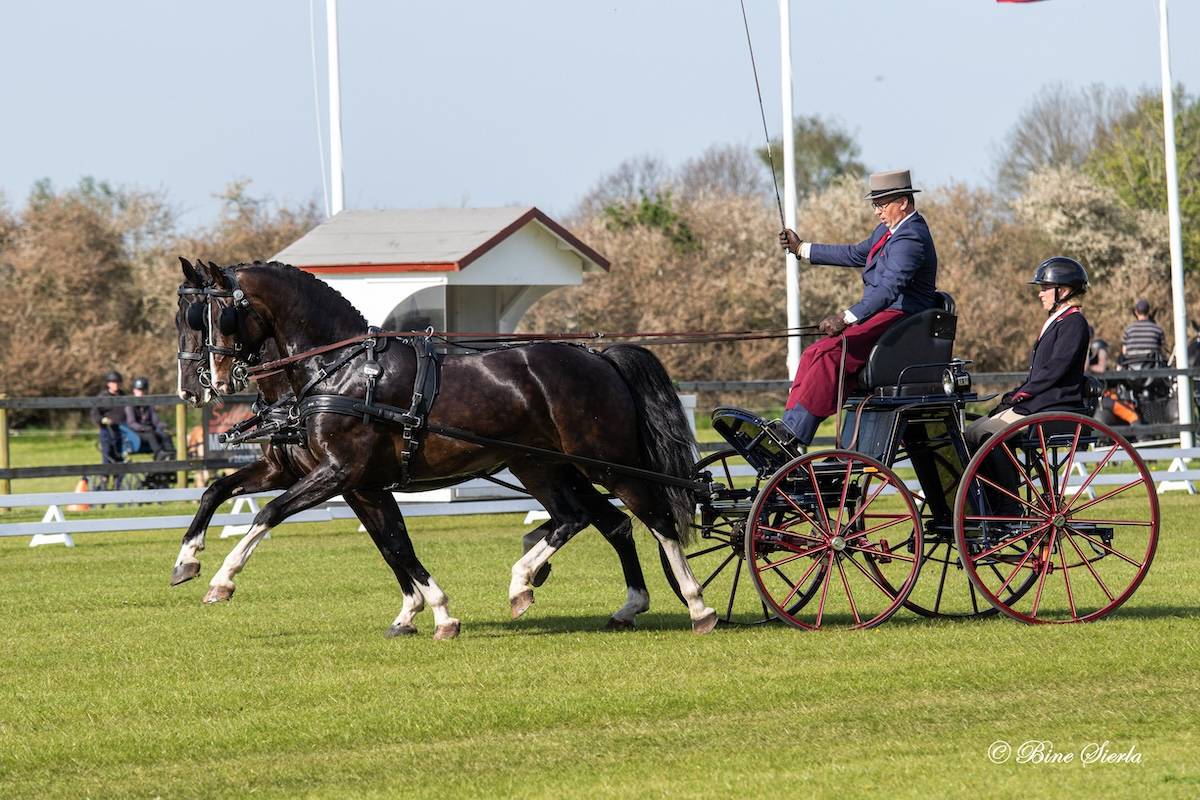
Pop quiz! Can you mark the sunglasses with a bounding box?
[871,197,901,209]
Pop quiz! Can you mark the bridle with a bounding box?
[177,284,214,392]
[193,267,271,393]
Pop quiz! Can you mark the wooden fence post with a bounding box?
[176,402,188,489]
[0,399,9,496]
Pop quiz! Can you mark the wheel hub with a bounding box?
[1052,513,1066,529]
[830,535,846,552]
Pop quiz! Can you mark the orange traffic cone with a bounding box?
[66,478,91,512]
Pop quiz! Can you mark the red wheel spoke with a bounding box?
[1065,518,1153,527]
[772,485,824,534]
[991,529,1049,596]
[1057,423,1083,509]
[1062,529,1116,602]
[997,441,1049,513]
[1067,479,1145,517]
[1062,444,1120,513]
[1035,423,1058,512]
[1065,525,1145,569]
[971,520,1053,560]
[844,551,901,601]
[964,514,1040,522]
[805,462,834,535]
[975,473,1047,516]
[838,476,892,533]
[835,555,861,625]
[1057,533,1078,618]
[831,460,854,537]
[759,541,826,570]
[814,552,835,627]
[779,551,826,607]
[845,543,916,563]
[853,513,915,539]
[1029,533,1056,617]
[758,525,824,543]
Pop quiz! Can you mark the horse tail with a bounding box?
[599,344,697,545]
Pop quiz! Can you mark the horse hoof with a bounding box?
[170,562,201,586]
[692,610,718,635]
[604,617,636,631]
[386,623,418,638]
[434,620,461,640]
[510,590,534,619]
[202,585,234,604]
[531,562,552,588]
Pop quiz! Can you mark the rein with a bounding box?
[248,325,824,378]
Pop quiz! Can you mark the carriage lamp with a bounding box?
[942,365,971,395]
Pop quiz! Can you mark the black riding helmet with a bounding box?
[104,370,123,384]
[132,377,150,391]
[1028,256,1089,293]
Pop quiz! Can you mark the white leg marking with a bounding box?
[653,531,715,623]
[210,522,271,589]
[391,587,426,629]
[417,577,458,629]
[509,539,558,600]
[612,586,650,624]
[174,538,204,569]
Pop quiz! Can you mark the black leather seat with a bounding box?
[856,292,957,396]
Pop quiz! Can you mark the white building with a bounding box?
[272,206,609,333]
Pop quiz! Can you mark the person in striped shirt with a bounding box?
[1121,298,1167,367]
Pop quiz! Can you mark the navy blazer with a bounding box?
[808,212,939,321]
[1013,308,1090,414]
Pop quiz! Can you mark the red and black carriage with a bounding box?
[682,292,1159,629]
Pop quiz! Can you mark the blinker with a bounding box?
[218,306,240,336]
[186,302,206,331]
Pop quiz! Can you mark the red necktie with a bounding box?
[867,230,891,263]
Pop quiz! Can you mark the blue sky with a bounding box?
[1,1,1196,227]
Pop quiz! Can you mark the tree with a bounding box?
[1084,87,1200,272]
[993,83,1130,195]
[757,115,867,197]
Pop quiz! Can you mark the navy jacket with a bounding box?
[1013,308,1090,414]
[808,212,939,321]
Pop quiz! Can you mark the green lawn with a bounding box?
[1,498,1197,798]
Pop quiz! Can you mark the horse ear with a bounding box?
[210,263,233,291]
[179,256,203,285]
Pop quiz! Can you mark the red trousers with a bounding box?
[786,310,906,418]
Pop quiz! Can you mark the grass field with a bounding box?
[1,495,1197,798]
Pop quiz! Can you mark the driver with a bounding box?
[965,257,1091,449]
[778,169,939,445]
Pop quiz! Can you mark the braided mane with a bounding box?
[238,260,367,330]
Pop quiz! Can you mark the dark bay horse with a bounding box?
[187,260,717,634]
[173,258,459,637]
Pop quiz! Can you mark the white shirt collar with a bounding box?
[889,210,917,233]
[1038,303,1074,339]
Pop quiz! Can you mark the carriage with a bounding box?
[177,260,1159,636]
[680,292,1159,628]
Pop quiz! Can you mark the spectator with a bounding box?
[90,370,127,464]
[1087,327,1109,375]
[125,376,170,458]
[1121,298,1166,367]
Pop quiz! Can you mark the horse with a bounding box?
[172,258,459,638]
[193,260,717,634]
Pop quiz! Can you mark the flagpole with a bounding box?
[1157,0,1192,448]
[779,0,800,379]
[326,0,345,216]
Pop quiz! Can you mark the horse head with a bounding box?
[200,261,274,397]
[176,256,214,407]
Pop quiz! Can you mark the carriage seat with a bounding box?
[855,291,957,397]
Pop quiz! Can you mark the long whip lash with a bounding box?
[739,0,786,229]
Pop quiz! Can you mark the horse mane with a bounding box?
[236,260,368,330]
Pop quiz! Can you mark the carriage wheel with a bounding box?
[661,449,815,624]
[746,450,923,630]
[953,413,1158,624]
